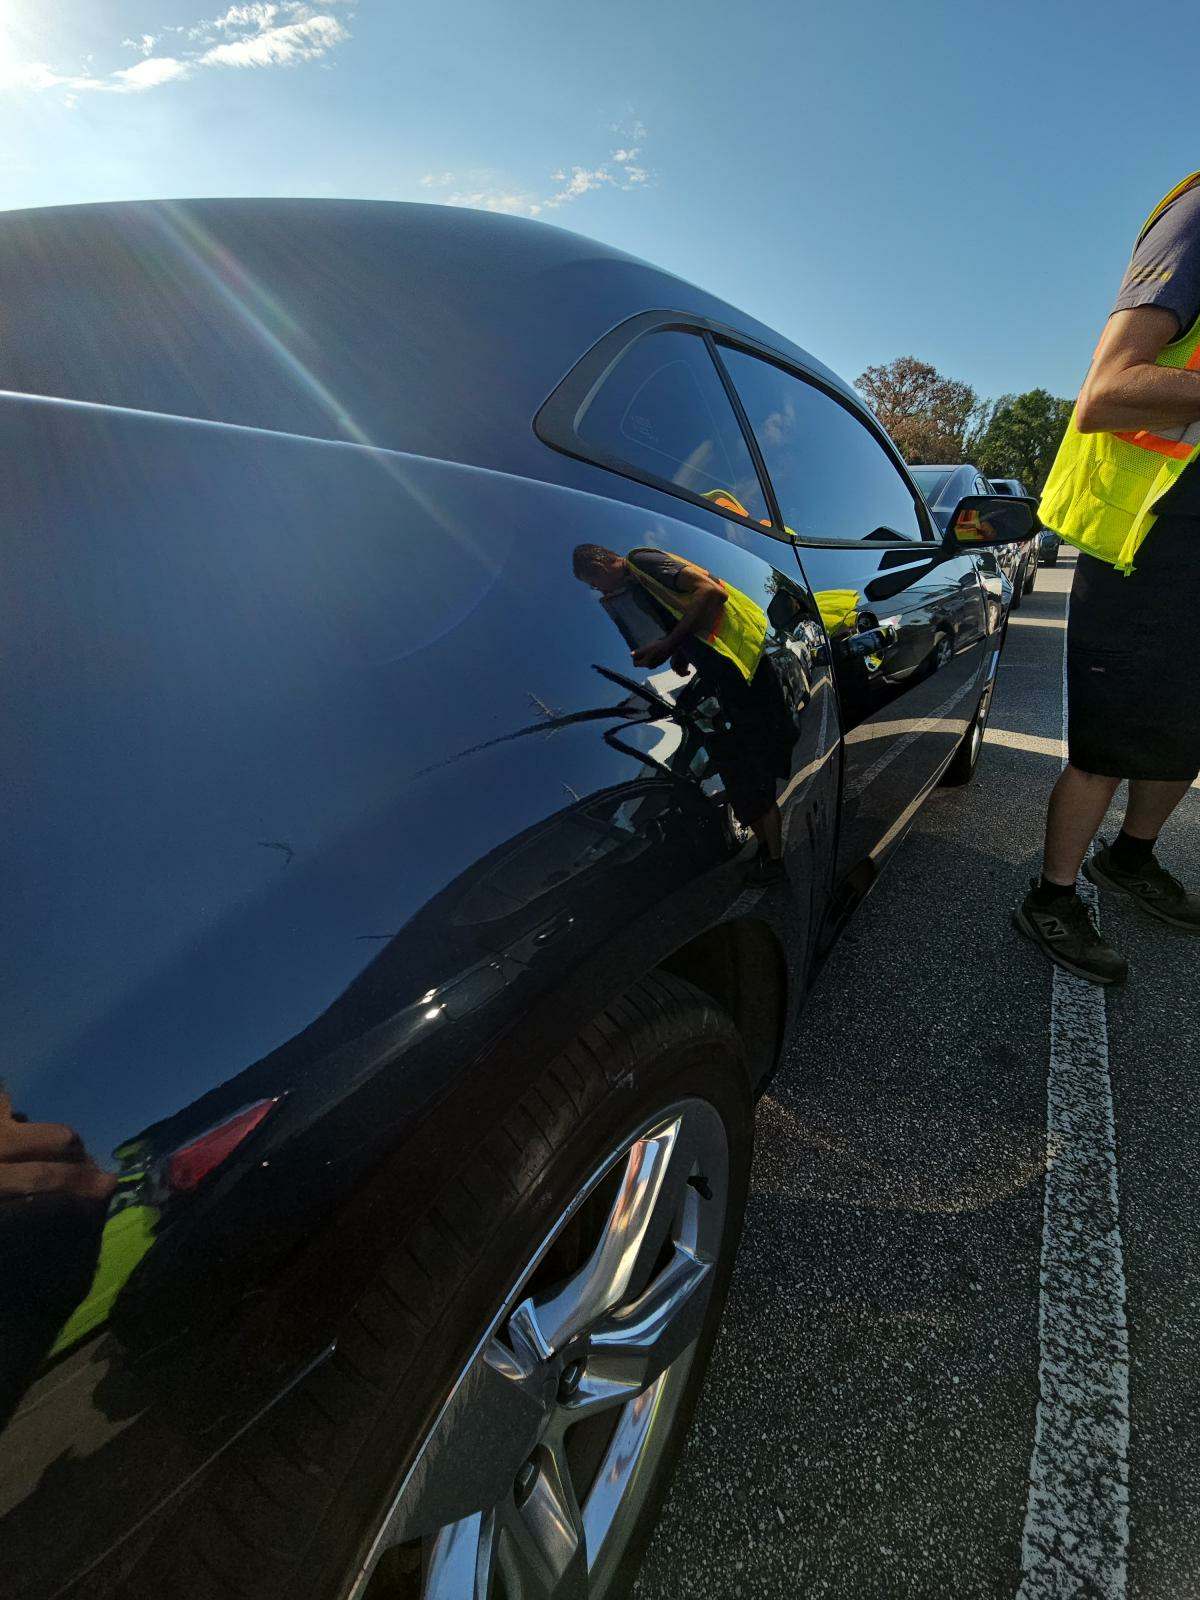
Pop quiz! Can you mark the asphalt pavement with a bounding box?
[636,556,1200,1600]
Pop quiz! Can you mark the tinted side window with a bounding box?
[574,330,770,523]
[719,346,928,542]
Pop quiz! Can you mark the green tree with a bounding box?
[856,356,984,465]
[969,388,1074,493]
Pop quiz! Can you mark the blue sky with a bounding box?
[0,0,1195,405]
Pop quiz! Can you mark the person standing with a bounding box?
[1016,172,1200,983]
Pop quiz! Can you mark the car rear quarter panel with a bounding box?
[0,393,838,1594]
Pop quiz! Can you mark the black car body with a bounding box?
[1,200,1020,1600]
[912,463,1038,605]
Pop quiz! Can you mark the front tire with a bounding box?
[127,976,753,1600]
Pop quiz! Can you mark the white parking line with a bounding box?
[1016,600,1131,1600]
[985,728,1066,760]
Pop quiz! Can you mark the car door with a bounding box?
[535,322,842,950]
[716,345,988,907]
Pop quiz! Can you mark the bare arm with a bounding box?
[0,1091,117,1203]
[1076,307,1200,433]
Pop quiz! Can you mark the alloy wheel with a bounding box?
[970,678,995,768]
[346,1099,731,1600]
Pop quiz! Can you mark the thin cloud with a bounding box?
[543,167,609,208]
[445,189,545,218]
[424,128,654,220]
[611,116,647,143]
[112,56,191,90]
[4,3,352,99]
[201,15,348,68]
[212,3,281,28]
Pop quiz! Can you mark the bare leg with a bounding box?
[1042,765,1121,885]
[1122,777,1193,841]
[750,803,783,861]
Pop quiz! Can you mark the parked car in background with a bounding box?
[990,477,1065,566]
[1038,527,1063,565]
[988,477,1030,500]
[1,199,1030,1600]
[989,477,1050,580]
[911,464,1039,607]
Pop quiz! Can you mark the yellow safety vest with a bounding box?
[813,588,860,633]
[626,550,768,683]
[1039,171,1200,574]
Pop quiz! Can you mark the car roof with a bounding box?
[909,463,982,500]
[0,198,855,469]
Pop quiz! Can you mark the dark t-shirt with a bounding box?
[1111,180,1200,516]
[626,547,692,594]
[620,548,714,674]
[1112,180,1200,335]
[600,548,697,657]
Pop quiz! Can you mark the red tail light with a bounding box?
[165,1097,280,1194]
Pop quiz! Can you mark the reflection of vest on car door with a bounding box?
[708,342,987,905]
[799,541,986,890]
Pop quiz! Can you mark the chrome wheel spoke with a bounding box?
[510,1115,697,1359]
[580,1245,713,1394]
[423,1509,498,1600]
[496,1442,588,1600]
[354,1099,732,1600]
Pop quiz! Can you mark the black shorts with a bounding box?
[1067,515,1200,781]
[702,652,796,825]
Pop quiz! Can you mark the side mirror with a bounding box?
[948,495,1036,546]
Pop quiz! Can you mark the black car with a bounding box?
[989,478,1050,580]
[0,200,1030,1600]
[910,463,1039,607]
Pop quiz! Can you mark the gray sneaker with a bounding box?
[1013,882,1129,985]
[1084,842,1200,932]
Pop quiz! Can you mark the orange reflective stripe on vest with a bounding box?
[1112,429,1196,461]
[1113,339,1200,461]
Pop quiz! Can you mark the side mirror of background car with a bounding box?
[947,495,1036,547]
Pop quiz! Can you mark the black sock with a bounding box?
[1031,874,1078,907]
[1109,828,1156,870]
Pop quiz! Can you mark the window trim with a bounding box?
[709,336,940,548]
[534,313,781,540]
[533,309,942,548]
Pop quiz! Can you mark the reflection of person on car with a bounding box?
[0,1088,116,1431]
[572,543,796,884]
